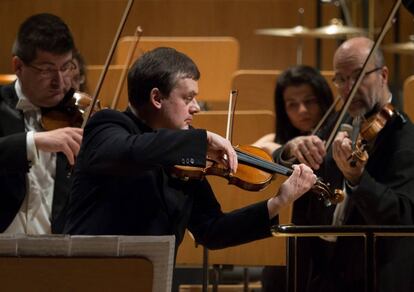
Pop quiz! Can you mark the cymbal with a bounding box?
[382,36,414,55]
[255,25,311,37]
[256,19,365,39]
[305,18,365,39]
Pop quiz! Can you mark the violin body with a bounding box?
[41,89,101,130]
[360,103,394,142]
[350,103,394,166]
[41,105,84,129]
[172,145,274,191]
[228,145,274,191]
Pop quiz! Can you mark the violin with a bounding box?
[349,103,395,166]
[359,103,394,142]
[41,88,101,131]
[172,144,344,206]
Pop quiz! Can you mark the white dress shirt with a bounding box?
[3,80,56,234]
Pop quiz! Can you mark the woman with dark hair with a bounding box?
[274,65,333,144]
[255,65,334,292]
[254,65,334,170]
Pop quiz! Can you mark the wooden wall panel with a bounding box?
[403,75,414,120]
[0,1,413,105]
[1,1,413,76]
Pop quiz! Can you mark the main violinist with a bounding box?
[276,37,414,292]
[63,47,316,258]
[0,13,82,234]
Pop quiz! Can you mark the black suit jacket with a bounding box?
[0,83,71,233]
[291,112,414,292]
[64,109,276,250]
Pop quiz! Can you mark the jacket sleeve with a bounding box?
[187,179,276,249]
[79,110,208,175]
[0,84,30,174]
[0,132,29,174]
[349,146,414,225]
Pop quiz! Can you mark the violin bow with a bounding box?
[311,95,342,136]
[81,0,135,128]
[110,25,143,110]
[324,0,402,150]
[225,90,238,143]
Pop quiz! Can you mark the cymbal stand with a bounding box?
[296,8,305,65]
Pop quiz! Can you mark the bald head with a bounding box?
[334,37,384,70]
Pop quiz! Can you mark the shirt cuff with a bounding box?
[26,131,39,166]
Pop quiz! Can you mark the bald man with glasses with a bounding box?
[273,37,414,292]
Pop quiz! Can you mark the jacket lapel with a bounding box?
[51,153,71,233]
[0,83,25,135]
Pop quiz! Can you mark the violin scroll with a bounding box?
[349,139,368,167]
[312,179,344,207]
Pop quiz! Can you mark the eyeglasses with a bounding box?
[332,67,383,89]
[24,61,76,79]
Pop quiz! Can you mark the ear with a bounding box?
[12,56,23,76]
[149,88,163,109]
[380,66,389,86]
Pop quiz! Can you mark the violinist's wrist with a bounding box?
[345,179,359,191]
[343,170,363,186]
[346,177,360,188]
[267,196,286,219]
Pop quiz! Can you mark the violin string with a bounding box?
[235,149,279,171]
[238,152,292,175]
[235,149,340,203]
[235,149,292,175]
[235,150,271,170]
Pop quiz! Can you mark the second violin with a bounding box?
[41,88,101,131]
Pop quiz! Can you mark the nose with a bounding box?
[190,98,201,114]
[50,70,67,88]
[341,80,354,98]
[297,102,308,114]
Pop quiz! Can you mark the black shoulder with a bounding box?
[85,109,149,134]
[0,83,17,105]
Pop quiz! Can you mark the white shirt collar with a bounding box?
[14,80,40,112]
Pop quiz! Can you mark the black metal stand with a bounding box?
[202,246,209,292]
[286,236,297,292]
[272,225,414,292]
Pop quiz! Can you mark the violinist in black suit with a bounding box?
[0,13,82,234]
[63,47,317,256]
[275,37,414,292]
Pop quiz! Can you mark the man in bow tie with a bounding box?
[0,13,82,234]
